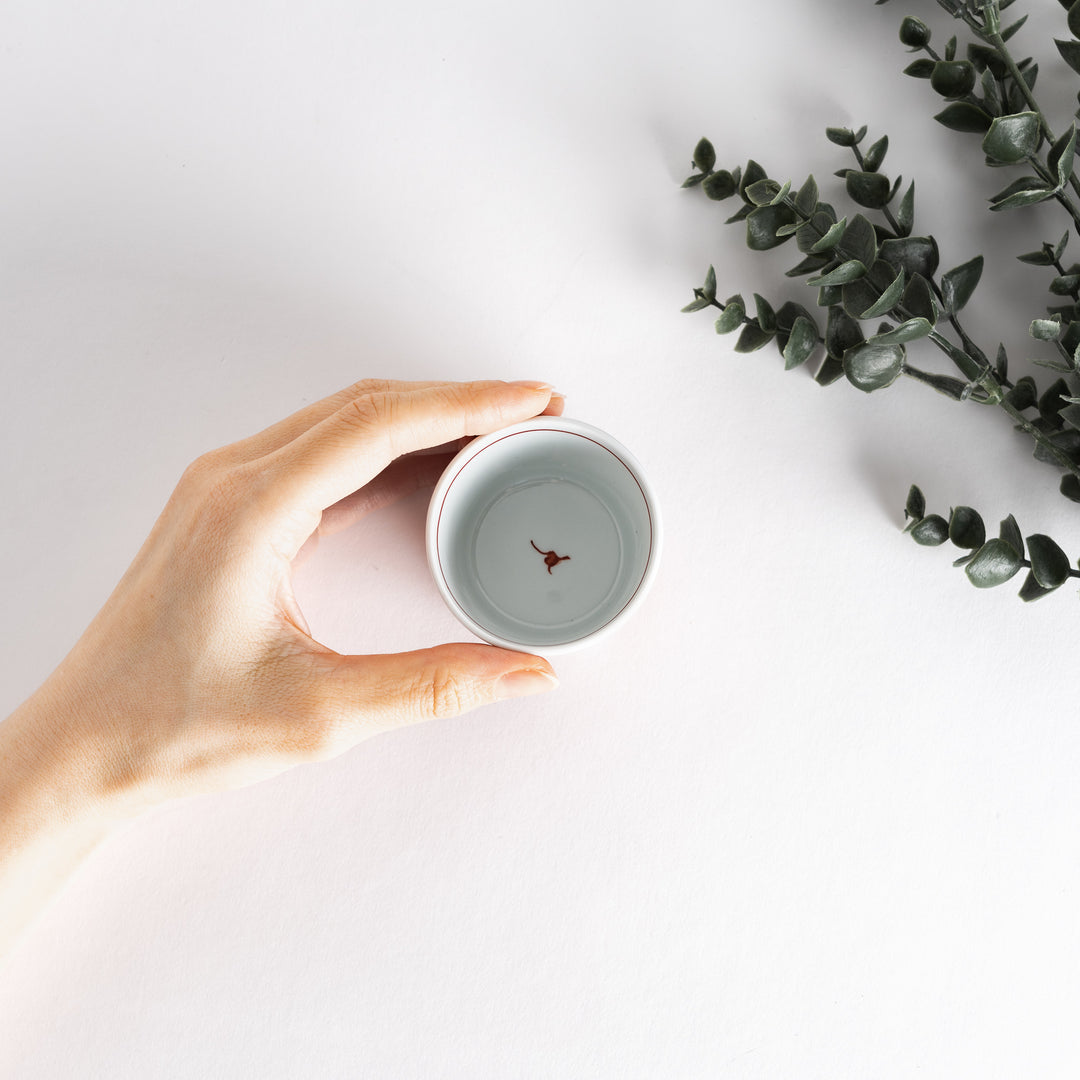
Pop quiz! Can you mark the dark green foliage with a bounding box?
[904,492,1079,599]
[941,255,984,313]
[931,60,977,98]
[900,17,931,48]
[1027,533,1071,587]
[843,341,905,392]
[982,112,1041,162]
[911,515,950,545]
[679,0,1080,604]
[965,538,1023,586]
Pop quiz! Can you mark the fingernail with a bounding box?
[495,668,559,700]
[509,380,554,393]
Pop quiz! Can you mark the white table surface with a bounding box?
[3,0,1080,1075]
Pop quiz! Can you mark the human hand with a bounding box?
[6,378,563,818]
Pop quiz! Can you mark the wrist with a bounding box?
[1,683,145,842]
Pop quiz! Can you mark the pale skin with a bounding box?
[0,378,564,957]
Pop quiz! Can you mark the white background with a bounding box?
[3,0,1080,1075]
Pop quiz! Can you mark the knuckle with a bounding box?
[343,392,400,452]
[427,667,470,720]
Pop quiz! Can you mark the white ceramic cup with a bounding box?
[426,417,661,653]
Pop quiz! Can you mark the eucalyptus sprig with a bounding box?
[682,0,1080,600]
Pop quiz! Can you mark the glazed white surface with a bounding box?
[2,0,1080,1075]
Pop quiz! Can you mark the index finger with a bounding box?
[255,380,555,552]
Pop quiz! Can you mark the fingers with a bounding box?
[322,643,559,737]
[315,451,455,539]
[259,380,555,555]
[225,379,447,463]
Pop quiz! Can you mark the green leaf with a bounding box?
[1027,533,1071,587]
[714,299,745,334]
[693,138,716,174]
[989,178,1055,211]
[846,170,892,209]
[1030,317,1063,341]
[996,343,1009,381]
[1060,473,1080,502]
[746,204,797,251]
[816,285,842,309]
[681,294,711,313]
[1005,375,1037,410]
[980,68,1003,116]
[896,181,915,237]
[860,266,905,319]
[878,236,939,279]
[702,266,717,302]
[935,101,993,133]
[1069,0,1080,39]
[1000,14,1028,41]
[1018,569,1058,601]
[941,255,984,314]
[809,217,847,253]
[769,180,792,206]
[786,254,831,278]
[738,160,767,201]
[814,355,846,386]
[931,60,976,98]
[1051,274,1080,295]
[899,16,931,48]
[1000,514,1024,558]
[1050,124,1078,189]
[843,341,905,392]
[795,175,818,217]
[754,293,777,333]
[968,43,1007,78]
[902,367,969,399]
[911,514,949,545]
[826,306,864,359]
[774,301,815,348]
[904,58,936,79]
[949,506,986,550]
[1039,377,1070,422]
[807,259,867,286]
[826,127,857,147]
[905,484,926,522]
[783,316,819,370]
[873,317,933,345]
[844,214,879,269]
[796,210,839,254]
[682,173,706,189]
[863,135,888,172]
[1017,247,1055,266]
[982,112,1041,163]
[702,170,738,200]
[965,539,1023,587]
[1057,38,1080,77]
[745,178,783,206]
[734,321,774,353]
[901,274,937,323]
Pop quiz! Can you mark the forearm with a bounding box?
[0,688,131,958]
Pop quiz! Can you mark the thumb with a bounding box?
[327,643,559,734]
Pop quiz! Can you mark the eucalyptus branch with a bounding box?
[677,0,1080,601]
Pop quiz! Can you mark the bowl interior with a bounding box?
[433,426,655,648]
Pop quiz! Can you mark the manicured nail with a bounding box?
[495,668,560,700]
[509,380,554,392]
